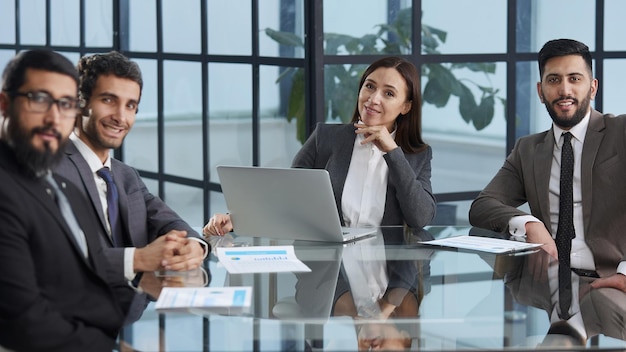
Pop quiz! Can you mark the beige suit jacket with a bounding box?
[470,110,626,277]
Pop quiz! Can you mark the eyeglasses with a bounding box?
[10,91,79,118]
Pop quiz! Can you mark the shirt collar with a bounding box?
[70,132,112,172]
[552,111,590,146]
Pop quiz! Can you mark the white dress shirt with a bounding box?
[341,127,395,227]
[70,133,137,280]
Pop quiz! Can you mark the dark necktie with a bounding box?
[97,167,124,247]
[556,132,575,319]
[45,173,88,258]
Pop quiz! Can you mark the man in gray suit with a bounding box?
[469,38,626,342]
[55,51,207,325]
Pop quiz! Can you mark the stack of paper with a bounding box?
[216,245,311,273]
[420,235,542,254]
[155,286,252,315]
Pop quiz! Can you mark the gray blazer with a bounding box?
[469,110,626,276]
[55,141,202,323]
[292,123,436,228]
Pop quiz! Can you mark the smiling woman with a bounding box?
[203,56,436,238]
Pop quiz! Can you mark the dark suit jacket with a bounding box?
[55,141,202,324]
[291,123,436,228]
[470,110,626,276]
[0,142,124,351]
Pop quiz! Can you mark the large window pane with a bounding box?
[163,0,201,54]
[208,63,252,179]
[604,0,626,51]
[163,60,203,179]
[602,59,626,115]
[422,61,507,139]
[259,0,304,58]
[323,63,365,123]
[208,190,228,222]
[19,0,46,45]
[85,0,113,47]
[514,60,535,139]
[164,183,204,233]
[124,59,158,172]
[422,0,506,54]
[259,65,301,167]
[129,0,157,52]
[0,1,15,44]
[51,0,79,46]
[0,50,16,72]
[208,0,252,55]
[423,61,506,197]
[324,0,409,55]
[531,0,595,52]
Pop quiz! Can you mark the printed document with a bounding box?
[216,245,311,273]
[420,235,542,254]
[155,286,252,314]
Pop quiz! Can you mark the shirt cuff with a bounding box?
[188,237,210,259]
[508,215,542,240]
[617,261,626,276]
[124,247,136,280]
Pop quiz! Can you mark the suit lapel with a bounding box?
[23,174,92,265]
[581,110,605,236]
[329,126,356,221]
[65,143,110,237]
[533,131,554,227]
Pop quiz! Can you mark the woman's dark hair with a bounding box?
[350,56,427,153]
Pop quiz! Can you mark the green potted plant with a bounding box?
[265,7,505,144]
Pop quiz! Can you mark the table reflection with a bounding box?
[291,226,434,351]
[492,244,626,347]
[129,226,626,351]
[138,267,210,301]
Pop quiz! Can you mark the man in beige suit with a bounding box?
[469,38,626,343]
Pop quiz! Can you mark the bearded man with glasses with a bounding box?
[0,49,125,351]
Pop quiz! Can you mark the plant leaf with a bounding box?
[423,24,447,43]
[286,68,305,123]
[458,83,477,124]
[423,77,451,108]
[472,95,495,130]
[263,28,304,48]
[451,62,496,74]
[325,33,360,54]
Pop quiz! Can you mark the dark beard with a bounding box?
[7,117,66,178]
[542,93,591,129]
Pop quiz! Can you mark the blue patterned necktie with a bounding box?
[556,132,575,319]
[45,173,88,258]
[97,167,124,247]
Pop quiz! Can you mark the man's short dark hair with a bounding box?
[1,50,79,93]
[538,39,593,79]
[77,51,143,106]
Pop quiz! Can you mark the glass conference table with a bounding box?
[122,226,626,351]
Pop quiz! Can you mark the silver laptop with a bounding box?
[216,165,377,243]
